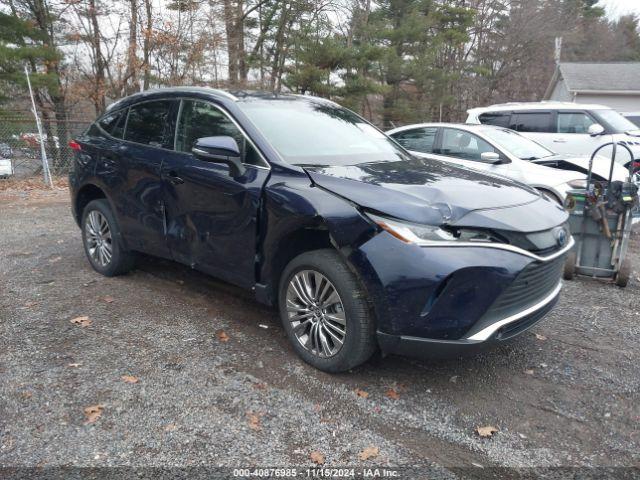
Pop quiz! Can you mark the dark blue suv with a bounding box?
[69,88,572,372]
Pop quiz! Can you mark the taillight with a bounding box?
[69,140,82,152]
[633,161,640,170]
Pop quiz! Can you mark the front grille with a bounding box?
[487,256,564,320]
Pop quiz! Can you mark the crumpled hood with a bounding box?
[305,158,568,233]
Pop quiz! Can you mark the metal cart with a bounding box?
[563,141,638,287]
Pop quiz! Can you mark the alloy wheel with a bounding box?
[286,270,347,358]
[85,210,113,267]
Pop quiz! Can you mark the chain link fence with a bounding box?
[0,115,92,179]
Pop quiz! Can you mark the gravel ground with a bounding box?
[1,188,639,477]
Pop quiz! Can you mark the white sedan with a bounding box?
[387,123,629,203]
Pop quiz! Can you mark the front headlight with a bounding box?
[366,212,498,245]
[568,179,587,189]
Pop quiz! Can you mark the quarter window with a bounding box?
[510,113,552,133]
[124,100,176,148]
[176,100,262,166]
[557,112,597,134]
[392,127,438,154]
[98,109,127,138]
[438,129,498,161]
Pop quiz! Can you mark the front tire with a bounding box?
[81,199,135,277]
[278,249,376,372]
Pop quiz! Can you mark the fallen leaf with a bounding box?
[476,425,498,438]
[247,411,262,431]
[70,316,92,327]
[355,388,369,399]
[216,330,230,342]
[49,256,62,264]
[535,333,547,341]
[24,301,38,307]
[67,363,82,368]
[102,296,115,304]
[385,388,400,400]
[164,423,177,432]
[252,382,267,390]
[176,280,185,285]
[310,451,325,465]
[84,405,104,424]
[524,369,534,375]
[358,446,379,461]
[121,375,139,384]
[449,375,458,383]
[21,391,32,399]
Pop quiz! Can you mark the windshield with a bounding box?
[238,99,411,166]
[480,127,554,160]
[593,109,639,133]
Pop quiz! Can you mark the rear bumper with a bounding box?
[377,284,560,359]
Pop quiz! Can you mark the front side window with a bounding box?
[557,112,597,134]
[479,112,511,128]
[392,127,438,153]
[510,113,552,133]
[237,99,410,166]
[124,100,176,148]
[175,100,262,166]
[437,128,497,161]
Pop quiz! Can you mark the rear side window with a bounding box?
[391,127,438,153]
[98,109,127,138]
[478,112,511,128]
[557,112,597,134]
[510,113,552,133]
[124,100,176,148]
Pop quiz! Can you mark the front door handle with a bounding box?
[163,170,184,185]
[553,138,567,143]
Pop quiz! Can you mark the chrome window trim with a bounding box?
[418,235,574,263]
[465,281,562,342]
[93,96,271,171]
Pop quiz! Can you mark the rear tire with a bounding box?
[81,199,135,277]
[278,249,377,373]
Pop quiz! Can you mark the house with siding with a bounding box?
[544,62,640,113]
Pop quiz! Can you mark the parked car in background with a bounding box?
[0,142,13,178]
[623,112,640,128]
[466,102,640,170]
[386,123,629,204]
[69,87,572,372]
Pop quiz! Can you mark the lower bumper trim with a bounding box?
[377,291,559,359]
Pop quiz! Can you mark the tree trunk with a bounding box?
[142,0,152,90]
[125,0,139,94]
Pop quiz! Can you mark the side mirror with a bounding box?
[588,124,605,136]
[480,151,502,164]
[192,136,246,177]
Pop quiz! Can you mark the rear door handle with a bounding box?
[553,138,567,143]
[163,170,184,185]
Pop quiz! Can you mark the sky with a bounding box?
[599,0,640,19]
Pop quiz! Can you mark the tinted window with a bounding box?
[175,100,263,166]
[124,100,176,148]
[98,109,127,138]
[438,128,498,161]
[557,112,597,134]
[479,112,511,128]
[238,100,410,166]
[392,127,438,153]
[510,113,552,133]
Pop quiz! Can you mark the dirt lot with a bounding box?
[1,187,639,477]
